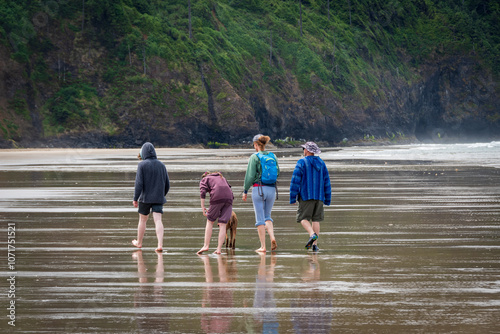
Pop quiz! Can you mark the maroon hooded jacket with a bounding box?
[199,173,234,205]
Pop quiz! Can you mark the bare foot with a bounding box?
[213,250,221,255]
[197,247,209,255]
[132,239,142,248]
[155,247,163,252]
[255,247,266,253]
[271,240,277,251]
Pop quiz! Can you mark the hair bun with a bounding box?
[259,135,270,144]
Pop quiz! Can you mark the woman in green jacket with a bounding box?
[242,134,279,252]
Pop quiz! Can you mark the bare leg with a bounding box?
[132,214,149,248]
[265,220,277,250]
[197,220,214,254]
[214,223,227,254]
[152,212,164,251]
[312,221,320,245]
[301,219,315,236]
[256,225,266,252]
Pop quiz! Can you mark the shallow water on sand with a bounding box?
[0,145,499,333]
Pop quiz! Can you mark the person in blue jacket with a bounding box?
[289,142,331,251]
[132,142,170,252]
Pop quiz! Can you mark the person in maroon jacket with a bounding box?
[197,172,234,254]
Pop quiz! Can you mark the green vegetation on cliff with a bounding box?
[0,0,498,146]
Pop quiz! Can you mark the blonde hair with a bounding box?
[254,135,271,151]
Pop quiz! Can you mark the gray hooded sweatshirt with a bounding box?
[134,142,170,204]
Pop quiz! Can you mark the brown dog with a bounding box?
[224,211,238,249]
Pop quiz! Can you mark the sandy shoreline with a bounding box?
[1,145,499,333]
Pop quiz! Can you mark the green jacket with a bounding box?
[243,151,280,193]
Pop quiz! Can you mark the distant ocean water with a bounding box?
[0,142,499,173]
[323,142,500,168]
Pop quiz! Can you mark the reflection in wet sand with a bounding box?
[133,250,168,332]
[199,254,237,333]
[291,254,333,333]
[253,253,279,333]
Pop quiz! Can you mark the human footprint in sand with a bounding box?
[197,172,234,255]
[131,142,170,252]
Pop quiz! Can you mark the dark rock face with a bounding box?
[240,60,498,145]
[413,70,446,141]
[411,57,498,143]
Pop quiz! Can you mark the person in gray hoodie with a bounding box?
[132,142,170,252]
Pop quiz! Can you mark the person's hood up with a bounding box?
[307,155,322,171]
[140,142,157,160]
[202,172,223,179]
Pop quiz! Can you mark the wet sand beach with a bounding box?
[1,144,499,333]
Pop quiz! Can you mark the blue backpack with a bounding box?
[256,152,278,185]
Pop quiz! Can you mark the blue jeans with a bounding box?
[251,186,276,227]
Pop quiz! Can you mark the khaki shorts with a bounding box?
[296,199,324,223]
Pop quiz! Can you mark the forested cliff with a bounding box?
[0,0,498,148]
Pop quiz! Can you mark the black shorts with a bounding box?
[138,202,164,215]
